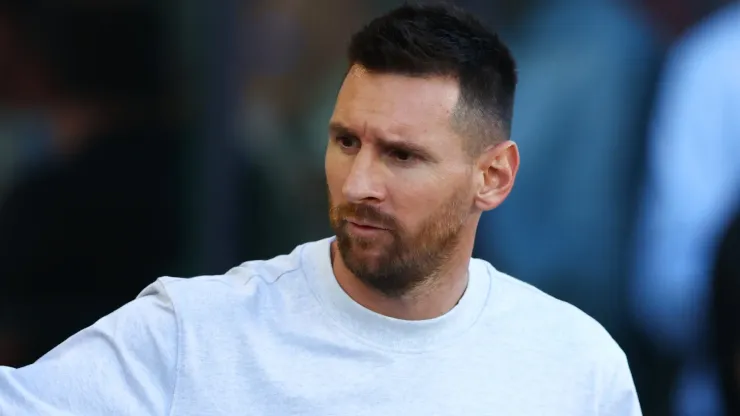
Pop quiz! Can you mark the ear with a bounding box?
[474,140,519,212]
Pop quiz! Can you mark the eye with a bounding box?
[336,135,359,150]
[389,149,415,163]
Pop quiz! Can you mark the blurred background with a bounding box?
[0,0,738,414]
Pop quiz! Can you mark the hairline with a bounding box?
[345,62,507,156]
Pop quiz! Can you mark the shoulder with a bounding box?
[666,4,740,85]
[140,240,317,321]
[475,260,638,407]
[683,3,740,53]
[475,259,627,365]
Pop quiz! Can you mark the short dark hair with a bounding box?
[347,2,517,153]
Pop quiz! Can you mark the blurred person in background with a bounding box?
[0,1,185,366]
[0,5,640,415]
[630,2,740,415]
[473,0,661,336]
[712,206,740,416]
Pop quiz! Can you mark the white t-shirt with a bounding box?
[0,238,641,415]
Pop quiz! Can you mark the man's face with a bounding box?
[326,65,476,297]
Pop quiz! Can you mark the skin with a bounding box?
[325,64,519,320]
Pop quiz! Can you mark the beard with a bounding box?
[328,189,469,298]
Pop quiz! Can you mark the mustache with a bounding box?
[332,203,398,230]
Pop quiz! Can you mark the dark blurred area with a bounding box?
[0,0,187,362]
[0,0,738,415]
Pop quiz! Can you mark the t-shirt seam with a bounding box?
[227,260,303,287]
[262,264,303,285]
[231,266,302,291]
[157,279,183,416]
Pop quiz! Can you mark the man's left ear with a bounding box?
[474,140,519,212]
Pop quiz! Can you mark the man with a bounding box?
[630,3,740,414]
[0,5,640,415]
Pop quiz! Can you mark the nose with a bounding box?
[342,147,386,204]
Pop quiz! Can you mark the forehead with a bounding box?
[332,65,460,142]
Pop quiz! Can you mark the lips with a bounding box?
[346,219,389,230]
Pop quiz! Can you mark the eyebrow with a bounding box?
[328,121,439,163]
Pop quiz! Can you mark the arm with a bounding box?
[0,281,178,415]
[599,350,642,416]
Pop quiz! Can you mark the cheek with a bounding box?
[389,174,470,229]
[388,180,446,226]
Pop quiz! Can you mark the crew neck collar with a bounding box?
[301,237,492,353]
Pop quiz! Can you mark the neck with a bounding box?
[330,238,474,321]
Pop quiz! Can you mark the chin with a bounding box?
[340,239,386,263]
[347,242,386,260]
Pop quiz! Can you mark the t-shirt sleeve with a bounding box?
[0,279,178,416]
[598,349,642,416]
